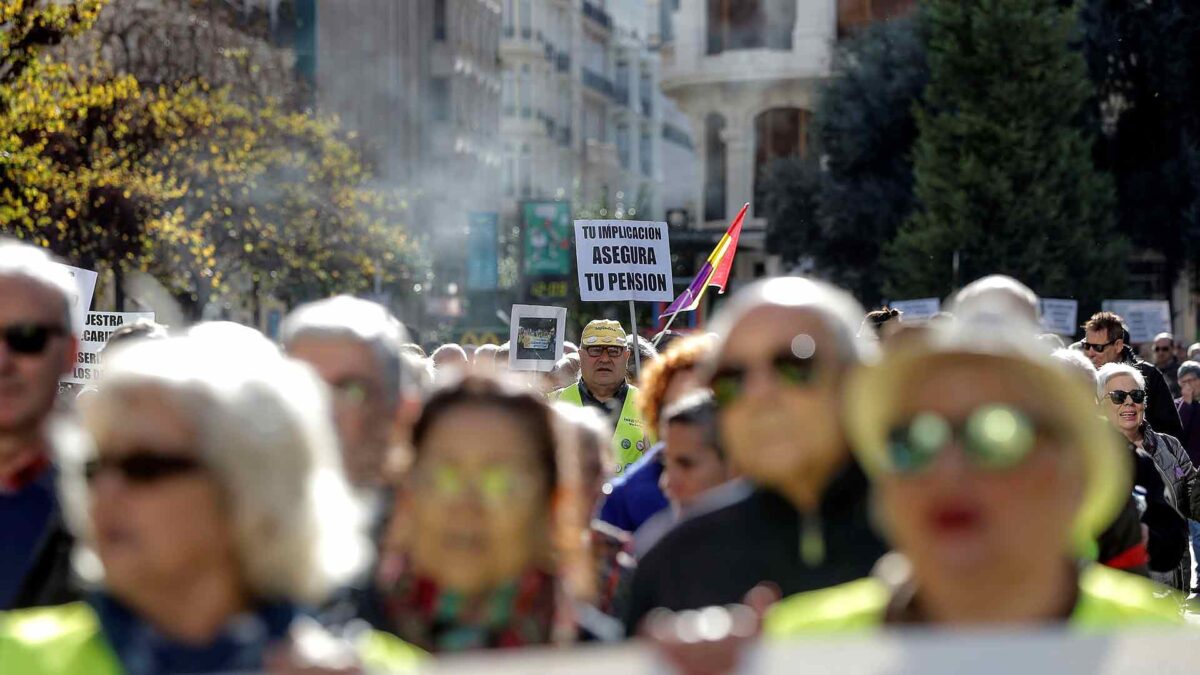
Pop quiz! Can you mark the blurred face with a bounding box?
[287,336,395,487]
[1153,339,1174,368]
[660,422,730,510]
[433,348,469,371]
[580,344,630,392]
[0,276,76,437]
[1083,328,1122,368]
[711,307,846,489]
[878,361,1082,583]
[408,405,549,595]
[473,348,497,373]
[1101,373,1145,436]
[1180,372,1200,402]
[85,388,240,598]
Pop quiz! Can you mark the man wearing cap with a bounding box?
[550,320,652,474]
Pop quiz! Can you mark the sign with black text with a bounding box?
[63,311,155,384]
[1039,298,1079,336]
[574,220,673,303]
[1102,300,1171,344]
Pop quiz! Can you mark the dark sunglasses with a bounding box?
[584,346,626,358]
[886,406,1044,474]
[710,351,820,406]
[1106,389,1147,405]
[1154,346,1173,353]
[84,452,205,485]
[1081,338,1118,353]
[3,323,66,355]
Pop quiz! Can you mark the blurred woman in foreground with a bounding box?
[767,309,1182,633]
[0,335,421,673]
[381,375,598,651]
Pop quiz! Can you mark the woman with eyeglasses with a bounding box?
[1098,363,1199,591]
[0,335,422,674]
[766,311,1182,635]
[378,375,601,651]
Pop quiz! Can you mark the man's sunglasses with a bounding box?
[710,351,820,406]
[1154,346,1173,353]
[1106,389,1147,405]
[584,346,626,358]
[84,452,205,485]
[885,406,1044,474]
[2,324,66,355]
[1081,338,1118,353]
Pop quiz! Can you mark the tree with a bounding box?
[885,0,1125,312]
[762,13,928,306]
[1079,0,1200,293]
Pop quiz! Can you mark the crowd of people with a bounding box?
[0,238,1197,674]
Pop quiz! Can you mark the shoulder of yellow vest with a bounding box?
[0,601,100,646]
[1075,564,1186,626]
[764,577,888,636]
[355,629,426,672]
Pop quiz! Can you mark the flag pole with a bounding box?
[653,287,692,348]
[629,300,641,379]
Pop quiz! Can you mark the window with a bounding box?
[640,129,653,175]
[502,70,515,116]
[704,113,726,222]
[519,0,532,39]
[753,107,809,214]
[434,0,447,41]
[519,65,531,118]
[430,78,451,122]
[519,144,532,198]
[706,0,794,54]
[616,124,631,168]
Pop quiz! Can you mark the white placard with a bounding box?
[508,304,567,373]
[62,311,155,384]
[1039,298,1079,336]
[574,220,674,303]
[55,263,99,335]
[889,298,941,321]
[1101,300,1171,344]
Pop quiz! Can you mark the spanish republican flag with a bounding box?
[658,203,748,319]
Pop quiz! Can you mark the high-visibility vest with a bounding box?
[0,602,425,674]
[550,382,652,474]
[764,563,1183,636]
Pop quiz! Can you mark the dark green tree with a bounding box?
[1079,0,1200,294]
[885,0,1125,311]
[762,13,928,305]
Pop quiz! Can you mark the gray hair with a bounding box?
[1178,360,1200,381]
[1154,332,1174,344]
[281,295,409,400]
[705,276,872,374]
[0,239,79,334]
[1096,363,1146,401]
[1051,348,1097,395]
[951,275,1040,325]
[60,336,370,605]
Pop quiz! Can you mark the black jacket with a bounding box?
[1133,447,1188,580]
[623,461,886,635]
[11,511,79,609]
[1121,347,1184,442]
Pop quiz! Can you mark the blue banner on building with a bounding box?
[467,212,499,290]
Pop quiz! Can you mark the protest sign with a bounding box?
[1039,298,1079,336]
[574,220,674,303]
[1102,300,1171,344]
[63,311,155,384]
[889,298,941,321]
[508,305,567,372]
[54,263,99,335]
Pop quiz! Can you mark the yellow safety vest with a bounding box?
[764,563,1183,636]
[0,602,424,674]
[550,382,652,474]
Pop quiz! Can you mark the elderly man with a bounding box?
[1082,312,1183,441]
[1153,332,1182,398]
[281,296,414,492]
[0,241,81,609]
[550,320,652,475]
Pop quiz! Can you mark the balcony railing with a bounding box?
[582,1,612,31]
[558,126,572,146]
[582,68,614,98]
[556,53,570,73]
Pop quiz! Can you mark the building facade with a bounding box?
[659,0,914,281]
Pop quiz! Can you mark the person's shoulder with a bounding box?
[764,577,888,637]
[0,602,100,645]
[547,383,579,400]
[639,485,762,562]
[0,602,118,674]
[1075,564,1184,627]
[355,628,426,672]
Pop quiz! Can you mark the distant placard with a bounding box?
[1102,300,1171,344]
[508,304,567,373]
[574,220,674,303]
[55,263,99,336]
[1039,299,1079,336]
[889,298,941,321]
[63,311,155,384]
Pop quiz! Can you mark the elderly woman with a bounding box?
[381,375,596,651]
[1098,362,1199,591]
[0,335,421,673]
[767,308,1180,633]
